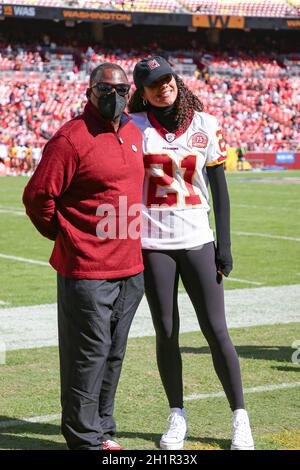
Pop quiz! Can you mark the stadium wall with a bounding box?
[1,4,300,29]
[246,152,300,169]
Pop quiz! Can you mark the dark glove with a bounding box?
[215,244,233,277]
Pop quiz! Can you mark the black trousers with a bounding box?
[57,272,144,450]
[143,242,244,412]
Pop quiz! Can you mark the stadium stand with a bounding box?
[0,0,299,174]
[288,0,300,15]
[288,0,300,7]
[180,0,298,16]
[114,0,181,12]
[1,45,299,176]
[0,0,119,8]
[0,0,299,15]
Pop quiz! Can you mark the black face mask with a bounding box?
[97,92,127,121]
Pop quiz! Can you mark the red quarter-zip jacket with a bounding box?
[23,102,144,279]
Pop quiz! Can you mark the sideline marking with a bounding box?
[0,253,263,286]
[225,277,262,286]
[0,414,61,429]
[2,284,300,350]
[0,205,24,211]
[0,253,49,267]
[0,209,25,217]
[2,382,300,429]
[232,203,300,212]
[0,253,262,285]
[233,231,300,242]
[184,381,300,401]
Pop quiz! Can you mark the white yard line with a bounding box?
[1,284,299,351]
[0,205,24,211]
[0,414,61,429]
[224,277,262,286]
[233,231,300,242]
[0,253,262,286]
[1,381,300,430]
[0,253,49,266]
[184,381,300,401]
[232,203,299,212]
[0,209,25,216]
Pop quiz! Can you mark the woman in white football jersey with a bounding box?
[128,56,254,451]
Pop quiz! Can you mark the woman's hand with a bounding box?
[215,244,233,277]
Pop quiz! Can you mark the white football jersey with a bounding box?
[131,110,227,250]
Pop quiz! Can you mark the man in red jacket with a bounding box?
[23,63,145,450]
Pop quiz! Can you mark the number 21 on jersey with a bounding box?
[144,154,201,208]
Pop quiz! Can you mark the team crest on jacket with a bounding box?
[188,132,208,149]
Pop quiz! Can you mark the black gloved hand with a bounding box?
[215,244,233,277]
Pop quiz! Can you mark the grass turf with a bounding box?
[0,323,299,450]
[0,171,299,450]
[0,171,300,306]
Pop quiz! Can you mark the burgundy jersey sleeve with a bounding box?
[22,135,77,240]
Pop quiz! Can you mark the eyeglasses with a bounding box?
[90,82,131,97]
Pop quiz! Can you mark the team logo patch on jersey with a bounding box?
[188,132,208,149]
[165,133,176,143]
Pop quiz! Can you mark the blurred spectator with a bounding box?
[236,146,245,171]
[0,158,6,176]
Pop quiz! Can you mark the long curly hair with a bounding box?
[128,75,204,129]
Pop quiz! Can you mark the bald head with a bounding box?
[89,63,128,87]
[86,62,130,125]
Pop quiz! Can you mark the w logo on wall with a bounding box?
[192,15,245,29]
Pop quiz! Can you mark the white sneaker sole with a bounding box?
[160,440,185,450]
[231,444,255,450]
[160,433,188,450]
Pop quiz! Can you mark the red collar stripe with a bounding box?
[147,110,194,142]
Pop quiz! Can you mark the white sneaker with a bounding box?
[160,408,188,450]
[231,409,255,450]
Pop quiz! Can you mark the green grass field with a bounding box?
[1,325,300,450]
[0,171,300,450]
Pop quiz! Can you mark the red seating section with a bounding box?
[0,50,299,175]
[1,0,299,15]
[179,0,298,17]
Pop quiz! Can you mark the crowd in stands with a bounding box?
[1,0,300,15]
[0,36,299,175]
[183,0,299,16]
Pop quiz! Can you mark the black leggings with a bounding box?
[143,242,244,411]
